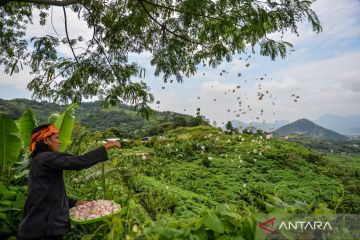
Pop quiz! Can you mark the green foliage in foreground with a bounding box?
[1,125,359,239]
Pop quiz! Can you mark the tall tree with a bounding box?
[0,0,321,118]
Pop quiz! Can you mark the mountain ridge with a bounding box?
[273,118,348,141]
[314,114,360,135]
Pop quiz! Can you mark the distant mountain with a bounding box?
[249,120,290,132]
[224,114,360,136]
[223,119,289,132]
[230,120,248,128]
[314,114,360,136]
[274,118,348,141]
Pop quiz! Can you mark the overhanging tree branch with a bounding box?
[141,0,222,22]
[63,6,80,64]
[51,7,61,38]
[1,0,322,111]
[141,0,244,28]
[137,0,200,45]
[83,5,126,84]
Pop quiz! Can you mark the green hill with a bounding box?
[66,125,360,217]
[2,118,359,238]
[273,118,348,141]
[0,98,208,138]
[62,125,359,238]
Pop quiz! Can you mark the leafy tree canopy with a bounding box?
[0,0,321,118]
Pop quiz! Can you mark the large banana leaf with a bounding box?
[17,109,37,150]
[54,103,78,152]
[48,113,59,124]
[0,114,22,177]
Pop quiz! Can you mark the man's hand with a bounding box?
[103,140,121,150]
[74,200,89,207]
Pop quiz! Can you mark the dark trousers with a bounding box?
[17,235,63,240]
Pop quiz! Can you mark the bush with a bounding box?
[201,157,211,168]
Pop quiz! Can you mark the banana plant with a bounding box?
[11,109,38,181]
[14,103,77,154]
[53,102,78,152]
[0,114,22,183]
[48,112,59,124]
[1,103,78,185]
[17,109,37,150]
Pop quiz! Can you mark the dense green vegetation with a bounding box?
[1,105,359,239]
[0,98,209,138]
[60,126,360,239]
[286,134,360,154]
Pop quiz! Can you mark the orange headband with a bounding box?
[28,124,60,154]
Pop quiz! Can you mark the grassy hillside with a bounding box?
[2,101,359,239]
[59,125,359,238]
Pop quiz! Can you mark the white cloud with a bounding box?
[337,71,360,92]
[269,0,360,46]
[272,52,360,85]
[312,0,360,39]
[262,77,303,94]
[0,66,33,90]
[263,52,360,120]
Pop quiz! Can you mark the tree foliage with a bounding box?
[0,0,322,117]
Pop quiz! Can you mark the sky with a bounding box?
[1,0,360,126]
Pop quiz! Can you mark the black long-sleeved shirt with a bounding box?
[17,146,108,238]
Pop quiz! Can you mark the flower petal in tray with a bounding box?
[69,199,121,224]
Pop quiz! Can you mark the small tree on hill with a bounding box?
[225,121,234,133]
